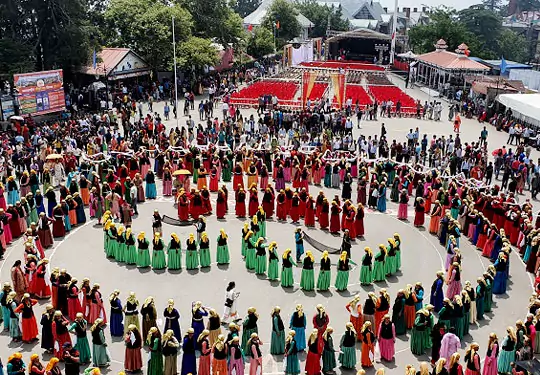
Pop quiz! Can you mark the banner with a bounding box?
[301,70,317,107]
[14,69,66,116]
[331,72,346,108]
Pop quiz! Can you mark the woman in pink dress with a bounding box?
[88,283,107,324]
[482,333,498,375]
[0,183,7,210]
[198,330,211,375]
[163,168,173,196]
[446,262,462,300]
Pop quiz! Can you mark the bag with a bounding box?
[225,298,234,308]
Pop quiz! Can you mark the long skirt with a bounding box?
[137,249,151,267]
[199,248,211,268]
[146,183,157,199]
[281,267,294,287]
[125,347,143,371]
[397,203,408,219]
[483,355,498,375]
[317,270,331,291]
[255,255,267,274]
[110,312,124,337]
[323,348,336,373]
[268,259,279,280]
[373,261,385,282]
[338,346,356,368]
[497,349,515,374]
[379,337,395,361]
[186,251,199,269]
[270,329,285,354]
[300,269,315,291]
[152,250,167,269]
[292,327,306,351]
[165,355,178,375]
[92,344,110,366]
[335,270,349,291]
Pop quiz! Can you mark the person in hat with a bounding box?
[124,324,143,372]
[338,322,357,369]
[147,327,164,375]
[68,313,91,364]
[181,328,197,375]
[62,341,81,375]
[91,318,110,367]
[162,329,180,375]
[241,307,259,353]
[164,299,182,341]
[136,232,151,268]
[270,306,285,355]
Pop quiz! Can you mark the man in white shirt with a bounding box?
[130,184,138,215]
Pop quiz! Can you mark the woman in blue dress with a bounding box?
[289,304,307,352]
[145,171,157,199]
[294,228,304,262]
[164,299,182,342]
[492,252,508,295]
[498,326,517,374]
[191,301,208,342]
[377,183,387,213]
[7,176,19,206]
[181,329,197,375]
[429,271,444,312]
[109,289,124,337]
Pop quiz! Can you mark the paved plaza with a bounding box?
[0,78,535,375]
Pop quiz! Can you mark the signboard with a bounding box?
[14,69,66,116]
[0,95,15,121]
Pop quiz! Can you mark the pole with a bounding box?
[390,0,398,64]
[172,16,179,127]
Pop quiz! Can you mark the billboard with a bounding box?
[14,69,66,116]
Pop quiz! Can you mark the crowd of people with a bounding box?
[0,78,539,375]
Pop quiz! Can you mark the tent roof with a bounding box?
[243,0,313,28]
[497,93,540,126]
[416,50,489,71]
[326,28,390,42]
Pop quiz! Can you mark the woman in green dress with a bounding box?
[360,246,374,285]
[136,231,151,268]
[216,229,230,265]
[245,232,257,270]
[68,313,92,364]
[285,330,300,375]
[167,233,182,270]
[392,290,407,335]
[255,237,267,275]
[147,327,164,375]
[300,251,315,291]
[106,222,118,259]
[373,244,387,282]
[317,251,331,291]
[251,215,261,240]
[267,242,280,280]
[270,306,285,355]
[199,232,211,268]
[257,206,266,238]
[335,251,356,291]
[186,233,199,269]
[385,238,397,276]
[410,309,429,355]
[102,215,110,252]
[437,298,453,330]
[151,233,167,270]
[115,225,126,262]
[394,233,402,271]
[91,318,110,367]
[322,327,337,373]
[281,249,296,288]
[338,322,357,369]
[241,222,249,258]
[125,228,137,265]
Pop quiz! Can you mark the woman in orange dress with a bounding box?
[360,321,375,367]
[429,201,442,234]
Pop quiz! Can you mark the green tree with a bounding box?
[458,5,502,53]
[0,38,34,79]
[295,0,349,37]
[179,0,245,48]
[104,0,192,70]
[497,29,528,62]
[232,0,262,17]
[247,27,275,58]
[176,36,220,70]
[262,0,301,47]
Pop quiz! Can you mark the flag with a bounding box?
[247,24,253,31]
[92,49,97,70]
[276,21,280,29]
[500,56,507,74]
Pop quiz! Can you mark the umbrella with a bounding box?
[9,116,24,121]
[173,169,191,176]
[46,153,63,160]
[14,136,24,143]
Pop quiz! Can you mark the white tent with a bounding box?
[497,93,540,127]
[397,51,417,59]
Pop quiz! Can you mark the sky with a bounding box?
[378,0,487,11]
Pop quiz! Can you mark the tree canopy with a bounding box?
[247,27,275,58]
[262,0,301,47]
[295,0,350,38]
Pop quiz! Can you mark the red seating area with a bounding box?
[368,85,417,112]
[230,81,299,104]
[307,83,328,101]
[300,61,385,71]
[345,85,372,108]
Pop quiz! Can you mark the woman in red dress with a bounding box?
[88,283,107,324]
[414,198,426,227]
[319,198,330,229]
[235,188,246,218]
[233,164,244,191]
[14,293,39,343]
[290,193,300,223]
[52,310,71,357]
[482,223,497,257]
[216,189,227,219]
[305,329,321,375]
[330,201,341,234]
[209,167,219,192]
[248,188,259,218]
[66,278,83,321]
[52,204,65,238]
[201,187,212,215]
[304,195,315,227]
[177,190,190,221]
[262,188,274,219]
[33,258,51,299]
[356,204,365,238]
[276,190,287,221]
[259,165,269,190]
[315,191,325,220]
[346,207,356,239]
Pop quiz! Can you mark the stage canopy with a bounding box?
[497,93,540,126]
